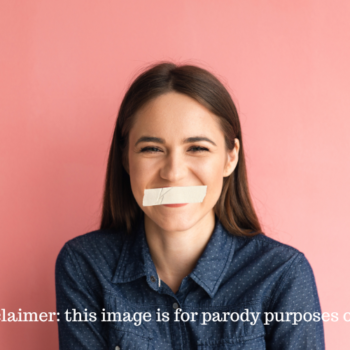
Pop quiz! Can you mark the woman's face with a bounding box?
[127,92,239,232]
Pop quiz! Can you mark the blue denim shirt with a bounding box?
[55,216,325,349]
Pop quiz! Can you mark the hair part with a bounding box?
[100,62,262,237]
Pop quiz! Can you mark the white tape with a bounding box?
[142,186,207,207]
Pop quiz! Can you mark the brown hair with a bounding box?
[100,62,262,237]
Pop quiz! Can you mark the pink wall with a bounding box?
[1,0,349,348]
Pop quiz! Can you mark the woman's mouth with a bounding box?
[162,203,188,207]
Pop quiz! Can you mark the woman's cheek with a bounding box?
[131,158,160,201]
[202,160,225,203]
[195,157,224,185]
[129,158,145,201]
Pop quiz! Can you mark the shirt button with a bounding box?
[150,276,156,282]
[173,302,179,309]
[115,346,120,350]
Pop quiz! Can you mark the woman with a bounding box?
[55,62,325,349]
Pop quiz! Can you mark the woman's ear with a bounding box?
[223,138,240,177]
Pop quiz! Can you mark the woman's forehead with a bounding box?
[130,92,224,139]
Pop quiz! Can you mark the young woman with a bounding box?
[55,62,325,349]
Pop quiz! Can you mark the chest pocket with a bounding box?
[109,329,151,350]
[104,289,154,350]
[188,299,266,350]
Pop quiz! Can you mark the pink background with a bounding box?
[1,0,349,348]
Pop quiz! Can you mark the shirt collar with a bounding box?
[112,215,236,298]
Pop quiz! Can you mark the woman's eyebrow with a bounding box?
[135,136,165,146]
[135,135,217,146]
[183,136,217,146]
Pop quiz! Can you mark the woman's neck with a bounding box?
[144,210,216,293]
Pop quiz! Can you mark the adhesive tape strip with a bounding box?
[143,186,207,207]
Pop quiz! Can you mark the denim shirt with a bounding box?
[55,217,325,349]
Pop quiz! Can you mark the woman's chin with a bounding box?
[146,207,201,233]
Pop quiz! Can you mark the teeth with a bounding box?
[143,186,207,206]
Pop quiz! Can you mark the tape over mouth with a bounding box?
[142,186,207,207]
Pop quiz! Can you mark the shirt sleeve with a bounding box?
[264,253,325,350]
[55,242,108,349]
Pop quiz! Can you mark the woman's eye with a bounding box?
[139,146,208,153]
[140,146,162,153]
[189,146,209,152]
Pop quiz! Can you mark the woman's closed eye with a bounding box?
[188,146,209,152]
[139,145,209,153]
[139,146,162,153]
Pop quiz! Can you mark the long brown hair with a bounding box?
[100,62,262,237]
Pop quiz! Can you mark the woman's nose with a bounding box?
[159,151,187,182]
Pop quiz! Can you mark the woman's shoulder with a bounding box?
[57,227,128,259]
[226,232,320,313]
[55,227,129,285]
[230,231,312,276]
[234,232,303,259]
